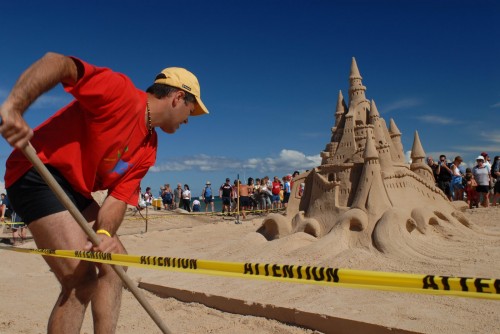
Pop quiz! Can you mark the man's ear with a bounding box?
[172,90,185,107]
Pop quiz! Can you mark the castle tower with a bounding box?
[410,131,435,184]
[351,130,391,213]
[348,57,370,125]
[321,90,348,164]
[368,100,393,172]
[388,118,405,163]
[334,90,347,128]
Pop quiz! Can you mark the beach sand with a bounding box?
[0,206,498,334]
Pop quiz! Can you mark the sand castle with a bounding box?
[258,58,472,255]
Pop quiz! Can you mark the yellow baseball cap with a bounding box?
[154,67,209,116]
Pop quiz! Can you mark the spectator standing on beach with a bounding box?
[173,183,183,209]
[181,184,192,212]
[291,170,300,190]
[258,178,271,212]
[219,178,232,215]
[283,175,292,207]
[464,168,479,208]
[161,184,174,210]
[247,177,257,211]
[255,178,263,210]
[481,152,492,169]
[427,156,439,184]
[202,181,214,212]
[237,180,250,219]
[450,156,464,201]
[231,180,239,212]
[0,52,209,333]
[472,155,491,208]
[436,155,452,200]
[143,187,153,206]
[271,176,282,210]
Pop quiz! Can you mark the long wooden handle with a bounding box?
[23,143,172,334]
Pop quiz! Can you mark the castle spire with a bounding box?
[369,99,380,118]
[334,90,346,126]
[410,130,435,185]
[348,57,367,104]
[389,118,401,136]
[350,57,362,80]
[388,118,405,163]
[363,131,379,160]
[411,131,426,161]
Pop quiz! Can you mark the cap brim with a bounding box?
[192,96,209,116]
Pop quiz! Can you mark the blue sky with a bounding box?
[0,0,498,197]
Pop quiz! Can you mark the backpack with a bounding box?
[204,186,212,198]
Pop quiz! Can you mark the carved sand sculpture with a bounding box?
[258,58,473,257]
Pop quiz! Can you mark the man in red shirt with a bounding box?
[0,52,209,333]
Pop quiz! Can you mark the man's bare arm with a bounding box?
[90,195,128,253]
[0,52,78,149]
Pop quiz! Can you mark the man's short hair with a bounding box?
[146,83,196,104]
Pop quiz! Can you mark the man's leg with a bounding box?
[81,201,126,334]
[90,236,126,333]
[28,211,98,334]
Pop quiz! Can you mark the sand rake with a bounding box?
[22,142,172,334]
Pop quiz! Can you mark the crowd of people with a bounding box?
[138,171,303,218]
[427,152,499,208]
[139,151,500,217]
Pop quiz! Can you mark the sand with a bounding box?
[0,206,499,334]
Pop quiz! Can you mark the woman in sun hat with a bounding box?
[472,155,492,207]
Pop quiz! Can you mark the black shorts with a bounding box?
[475,185,489,193]
[222,197,231,205]
[494,180,500,194]
[239,196,250,207]
[7,166,93,225]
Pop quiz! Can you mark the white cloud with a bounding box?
[382,98,422,113]
[405,150,412,164]
[490,102,500,108]
[416,115,456,125]
[149,149,321,174]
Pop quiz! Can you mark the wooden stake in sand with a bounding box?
[22,143,172,334]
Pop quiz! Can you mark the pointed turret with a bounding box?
[369,100,393,172]
[350,57,362,79]
[334,90,347,127]
[410,131,435,185]
[347,57,369,126]
[410,131,425,162]
[363,131,379,160]
[352,130,391,212]
[348,57,367,104]
[388,118,405,163]
[369,99,380,118]
[389,118,401,136]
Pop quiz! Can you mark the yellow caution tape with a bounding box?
[1,246,498,300]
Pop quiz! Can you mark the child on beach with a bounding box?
[464,168,479,208]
